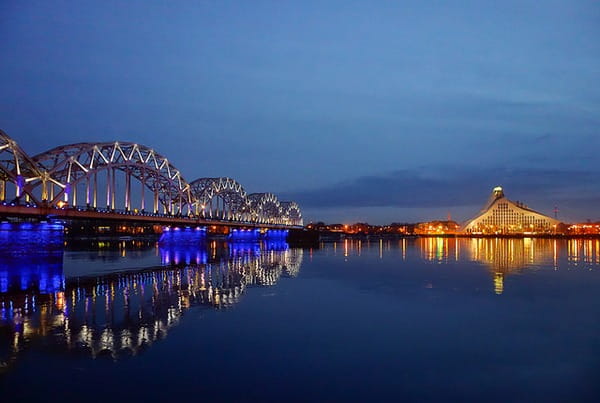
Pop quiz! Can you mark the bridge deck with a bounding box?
[0,205,301,230]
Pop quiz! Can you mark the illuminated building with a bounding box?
[414,220,460,235]
[567,223,600,235]
[463,186,560,234]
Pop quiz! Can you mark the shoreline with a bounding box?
[319,233,600,240]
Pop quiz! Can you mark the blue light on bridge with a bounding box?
[227,239,290,258]
[158,226,207,245]
[228,228,261,241]
[264,229,289,240]
[16,174,24,196]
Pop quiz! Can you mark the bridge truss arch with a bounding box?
[280,201,303,226]
[0,131,304,226]
[31,142,192,214]
[0,130,43,203]
[248,193,285,224]
[189,177,252,221]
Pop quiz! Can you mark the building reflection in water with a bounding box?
[322,237,600,296]
[418,237,600,294]
[0,239,302,370]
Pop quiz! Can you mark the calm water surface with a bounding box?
[1,235,599,402]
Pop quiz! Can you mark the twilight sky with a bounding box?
[1,1,598,224]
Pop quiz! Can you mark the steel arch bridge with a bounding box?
[32,141,193,215]
[189,177,252,221]
[0,131,302,227]
[0,130,43,202]
[248,193,284,225]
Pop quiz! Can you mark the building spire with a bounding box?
[492,186,504,199]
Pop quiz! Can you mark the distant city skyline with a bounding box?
[1,1,598,224]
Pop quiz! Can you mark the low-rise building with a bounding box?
[567,223,600,235]
[414,220,460,235]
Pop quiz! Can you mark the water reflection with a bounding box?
[418,238,600,293]
[324,237,600,295]
[0,241,302,369]
[0,221,64,253]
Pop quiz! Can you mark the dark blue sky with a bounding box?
[1,1,598,223]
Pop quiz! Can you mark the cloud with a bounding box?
[280,166,600,211]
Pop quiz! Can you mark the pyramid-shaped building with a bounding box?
[463,187,560,234]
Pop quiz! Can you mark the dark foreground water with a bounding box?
[1,235,599,402]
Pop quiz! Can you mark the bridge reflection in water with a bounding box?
[0,240,302,368]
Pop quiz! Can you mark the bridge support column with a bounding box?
[125,170,131,211]
[106,169,111,208]
[140,171,145,211]
[111,167,116,210]
[15,175,24,199]
[41,179,47,202]
[85,176,90,206]
[0,180,5,201]
[153,187,159,214]
[167,189,172,215]
[93,172,97,208]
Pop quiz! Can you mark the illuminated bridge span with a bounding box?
[0,131,302,227]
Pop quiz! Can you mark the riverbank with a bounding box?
[316,232,600,241]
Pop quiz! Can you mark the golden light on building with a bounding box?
[463,186,560,234]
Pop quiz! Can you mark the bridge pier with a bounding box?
[158,226,207,245]
[264,229,289,240]
[228,228,261,241]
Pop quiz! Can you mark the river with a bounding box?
[1,235,599,401]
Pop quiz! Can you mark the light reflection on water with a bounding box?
[0,232,599,401]
[326,237,600,295]
[0,238,302,368]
